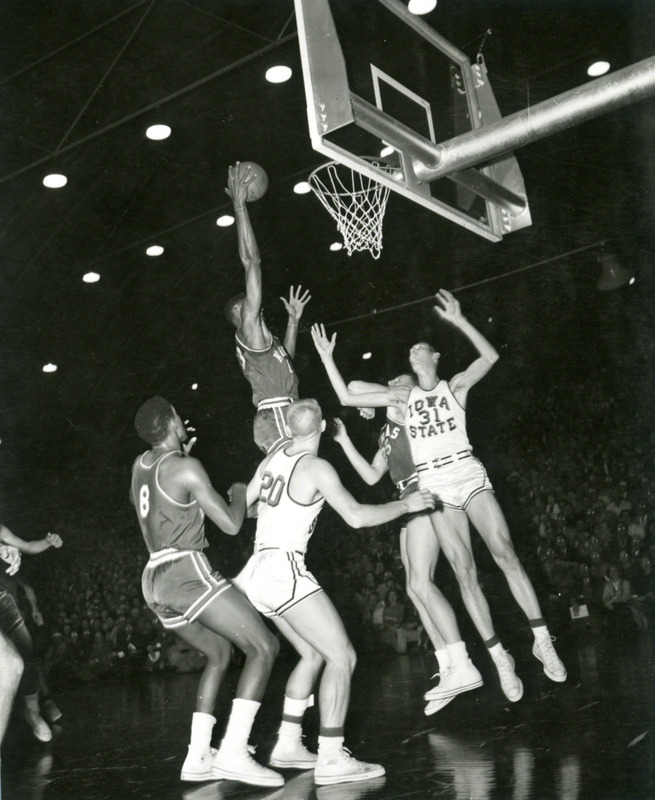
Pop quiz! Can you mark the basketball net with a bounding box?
[308,160,394,259]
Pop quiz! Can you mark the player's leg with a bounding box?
[269,616,323,769]
[281,591,385,785]
[4,614,52,741]
[180,586,282,786]
[0,629,22,746]
[404,515,482,709]
[467,491,566,681]
[433,508,523,702]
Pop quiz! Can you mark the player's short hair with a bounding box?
[287,399,322,438]
[224,293,245,326]
[134,395,175,445]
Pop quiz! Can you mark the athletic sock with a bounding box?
[530,622,549,639]
[318,732,344,758]
[220,698,260,751]
[446,641,469,665]
[24,692,41,713]
[435,648,452,674]
[278,695,310,743]
[487,642,505,660]
[189,711,216,755]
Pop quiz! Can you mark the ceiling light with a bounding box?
[146,124,171,140]
[146,245,164,257]
[293,181,311,194]
[265,65,292,84]
[380,145,395,158]
[329,242,343,252]
[362,352,372,360]
[216,215,235,227]
[408,0,437,15]
[83,271,100,283]
[191,383,198,391]
[43,174,67,188]
[42,363,57,373]
[587,61,610,77]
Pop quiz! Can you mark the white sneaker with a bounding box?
[492,650,524,702]
[533,635,567,682]
[212,744,283,787]
[424,658,483,700]
[314,748,386,785]
[180,747,216,782]
[424,694,456,716]
[269,739,317,769]
[24,707,52,742]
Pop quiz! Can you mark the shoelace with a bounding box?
[537,636,562,668]
[496,652,518,685]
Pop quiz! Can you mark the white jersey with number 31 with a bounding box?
[255,449,325,554]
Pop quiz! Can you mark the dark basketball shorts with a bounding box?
[233,548,322,618]
[142,549,231,629]
[253,403,292,454]
[0,587,26,635]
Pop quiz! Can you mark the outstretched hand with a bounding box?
[281,285,311,323]
[358,407,376,420]
[46,533,63,548]
[183,420,197,455]
[405,489,437,515]
[331,418,349,444]
[433,288,463,324]
[225,162,255,209]
[311,323,336,360]
[0,544,21,575]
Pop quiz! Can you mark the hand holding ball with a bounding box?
[241,161,268,202]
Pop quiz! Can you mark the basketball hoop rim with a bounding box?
[308,157,398,197]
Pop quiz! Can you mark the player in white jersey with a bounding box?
[235,398,435,785]
[405,290,566,688]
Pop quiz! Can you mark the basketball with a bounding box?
[242,161,268,202]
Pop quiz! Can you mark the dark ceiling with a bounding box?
[0,0,653,538]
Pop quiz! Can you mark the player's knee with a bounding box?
[328,640,356,676]
[205,640,233,670]
[454,560,479,591]
[407,568,431,599]
[493,543,520,572]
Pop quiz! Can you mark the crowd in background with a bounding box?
[13,372,654,685]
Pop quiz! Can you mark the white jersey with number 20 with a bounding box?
[255,448,325,554]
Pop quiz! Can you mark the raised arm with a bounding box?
[281,285,311,358]
[310,457,434,529]
[181,459,247,536]
[226,162,267,349]
[311,324,407,410]
[435,289,499,400]
[0,526,62,555]
[332,419,388,486]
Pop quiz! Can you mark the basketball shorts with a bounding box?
[142,549,231,629]
[0,587,25,635]
[233,548,322,618]
[253,403,292,454]
[417,454,493,510]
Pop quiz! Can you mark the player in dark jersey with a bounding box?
[224,161,311,454]
[131,396,283,788]
[0,526,63,741]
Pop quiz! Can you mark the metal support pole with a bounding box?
[414,56,655,181]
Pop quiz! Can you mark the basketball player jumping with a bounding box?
[234,398,435,785]
[131,396,283,788]
[330,413,482,716]
[224,161,311,453]
[312,289,566,703]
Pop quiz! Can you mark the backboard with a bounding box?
[294,0,532,243]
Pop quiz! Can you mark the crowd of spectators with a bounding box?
[16,371,654,686]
